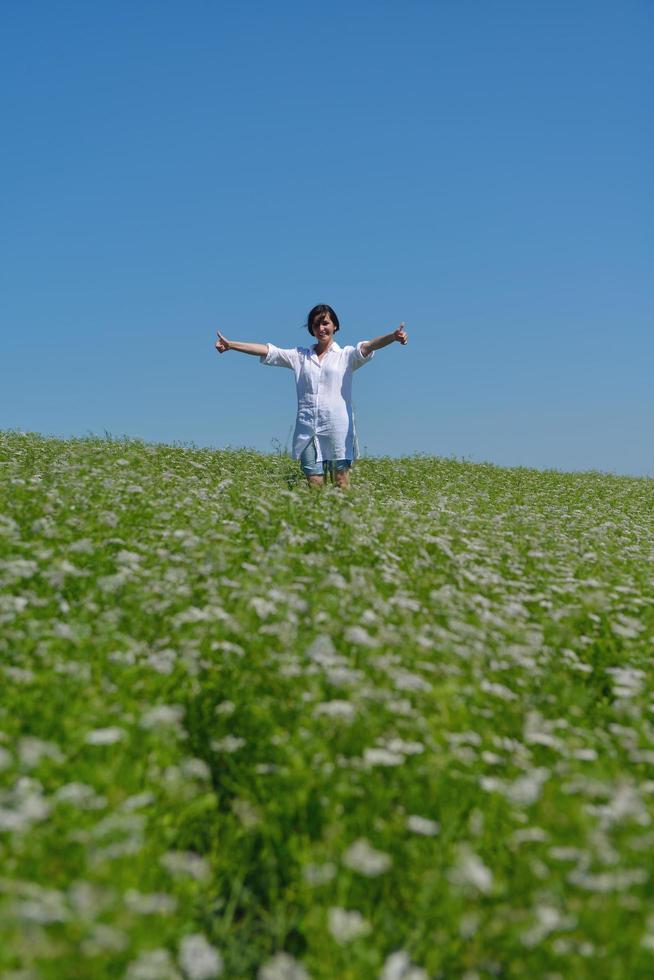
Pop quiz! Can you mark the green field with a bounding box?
[1,430,653,979]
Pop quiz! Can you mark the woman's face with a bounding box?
[312,313,336,342]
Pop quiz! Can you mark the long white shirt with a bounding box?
[260,340,375,462]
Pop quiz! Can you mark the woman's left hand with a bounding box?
[394,323,408,345]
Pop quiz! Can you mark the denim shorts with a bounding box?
[300,439,352,477]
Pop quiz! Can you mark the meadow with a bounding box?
[1,430,653,979]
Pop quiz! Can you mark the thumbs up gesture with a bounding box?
[215,330,231,353]
[394,323,408,345]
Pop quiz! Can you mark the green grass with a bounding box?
[1,430,653,979]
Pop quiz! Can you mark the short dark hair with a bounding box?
[306,304,340,336]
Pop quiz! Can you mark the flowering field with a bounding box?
[1,431,653,979]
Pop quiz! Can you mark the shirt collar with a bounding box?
[311,340,341,354]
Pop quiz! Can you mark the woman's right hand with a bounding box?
[215,330,230,353]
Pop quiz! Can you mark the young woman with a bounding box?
[214,304,408,488]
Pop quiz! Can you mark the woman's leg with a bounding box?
[332,460,352,489]
[300,440,325,488]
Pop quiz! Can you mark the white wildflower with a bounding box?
[589,782,650,829]
[80,923,129,955]
[173,607,209,626]
[140,704,185,730]
[108,649,136,666]
[124,890,178,915]
[0,777,50,831]
[390,669,431,693]
[406,815,440,836]
[342,838,391,877]
[363,748,404,767]
[480,680,517,701]
[302,862,337,885]
[258,951,310,980]
[524,731,562,750]
[567,867,647,892]
[0,514,20,537]
[459,911,480,938]
[383,738,424,756]
[345,626,378,647]
[506,768,550,807]
[91,836,144,863]
[607,666,645,698]
[178,933,224,979]
[12,888,70,924]
[448,847,494,895]
[116,549,141,564]
[211,736,245,753]
[214,700,235,716]
[54,658,90,680]
[510,827,548,846]
[4,666,34,684]
[69,537,95,553]
[385,697,415,716]
[327,907,372,944]
[4,881,71,924]
[51,622,77,641]
[68,880,114,919]
[18,737,65,767]
[479,776,503,795]
[0,559,38,581]
[610,616,644,639]
[549,846,587,862]
[125,948,181,979]
[446,731,482,747]
[180,758,211,780]
[120,791,155,811]
[313,700,356,720]
[250,597,276,619]
[98,572,130,593]
[232,797,261,828]
[306,635,339,667]
[146,649,177,674]
[85,727,126,746]
[326,666,363,687]
[379,950,429,980]
[520,904,576,947]
[53,782,107,810]
[0,594,29,617]
[188,605,229,624]
[160,851,211,881]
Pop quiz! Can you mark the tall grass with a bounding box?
[1,431,653,978]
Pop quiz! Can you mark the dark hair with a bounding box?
[306,304,340,336]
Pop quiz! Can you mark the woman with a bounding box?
[214,304,408,488]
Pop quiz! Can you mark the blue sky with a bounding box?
[2,1,652,476]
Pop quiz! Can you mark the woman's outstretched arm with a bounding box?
[215,331,268,357]
[360,323,408,359]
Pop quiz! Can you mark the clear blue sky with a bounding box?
[2,1,652,476]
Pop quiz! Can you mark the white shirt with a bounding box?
[260,340,375,462]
